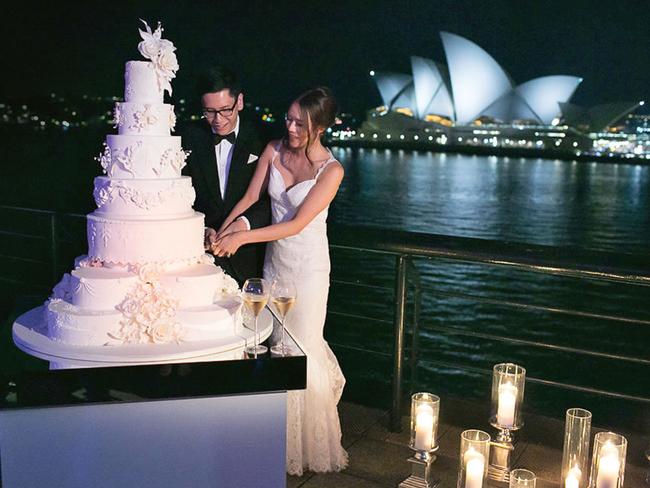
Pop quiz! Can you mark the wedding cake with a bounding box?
[45,21,241,346]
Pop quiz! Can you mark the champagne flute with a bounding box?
[270,278,296,356]
[242,278,270,357]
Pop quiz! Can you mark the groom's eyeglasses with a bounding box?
[202,99,238,119]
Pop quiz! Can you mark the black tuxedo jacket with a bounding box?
[180,118,271,285]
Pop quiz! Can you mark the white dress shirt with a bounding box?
[213,117,239,199]
[213,117,250,230]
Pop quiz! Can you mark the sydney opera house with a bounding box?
[337,32,648,159]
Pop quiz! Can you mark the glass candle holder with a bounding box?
[490,363,526,430]
[510,469,536,487]
[409,392,440,453]
[589,432,627,488]
[457,429,490,488]
[562,408,592,488]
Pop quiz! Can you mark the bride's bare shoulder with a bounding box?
[320,159,344,181]
[260,140,283,162]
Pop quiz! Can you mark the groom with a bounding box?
[181,65,270,285]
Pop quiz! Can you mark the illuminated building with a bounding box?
[342,32,648,160]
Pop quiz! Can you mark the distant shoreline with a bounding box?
[327,138,650,166]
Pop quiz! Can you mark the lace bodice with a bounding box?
[267,150,336,233]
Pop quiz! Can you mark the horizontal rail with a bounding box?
[329,225,650,286]
[0,205,84,219]
[418,358,650,404]
[328,310,393,325]
[0,276,40,286]
[0,254,47,265]
[330,278,393,292]
[426,288,650,327]
[329,341,393,358]
[0,229,48,240]
[422,324,650,365]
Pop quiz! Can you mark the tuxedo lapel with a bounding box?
[196,125,223,206]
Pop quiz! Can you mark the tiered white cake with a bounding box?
[46,21,241,346]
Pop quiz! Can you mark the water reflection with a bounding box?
[332,148,650,252]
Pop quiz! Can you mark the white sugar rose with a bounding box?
[220,273,241,296]
[150,321,184,344]
[150,322,172,343]
[159,39,174,52]
[138,38,161,60]
[138,263,161,284]
[157,50,179,77]
[120,299,140,317]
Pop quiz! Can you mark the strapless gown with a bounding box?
[263,149,348,476]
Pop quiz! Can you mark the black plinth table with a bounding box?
[0,298,307,488]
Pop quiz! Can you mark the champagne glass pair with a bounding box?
[242,277,296,357]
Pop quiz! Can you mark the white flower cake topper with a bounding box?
[138,19,179,96]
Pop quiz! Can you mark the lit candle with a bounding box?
[565,465,581,488]
[595,444,620,488]
[496,382,517,428]
[414,404,434,451]
[463,447,485,488]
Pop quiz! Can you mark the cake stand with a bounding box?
[12,305,274,369]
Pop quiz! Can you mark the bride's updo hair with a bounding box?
[296,86,338,132]
[291,86,338,166]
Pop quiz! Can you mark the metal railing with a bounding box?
[328,225,650,430]
[2,205,650,432]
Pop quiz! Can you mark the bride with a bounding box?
[212,86,348,475]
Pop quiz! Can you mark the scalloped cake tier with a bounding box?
[100,134,185,179]
[93,176,195,219]
[115,101,176,136]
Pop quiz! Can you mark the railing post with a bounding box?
[409,278,421,389]
[391,254,408,432]
[50,212,58,285]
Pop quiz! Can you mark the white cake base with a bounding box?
[13,306,273,368]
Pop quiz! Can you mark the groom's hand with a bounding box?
[204,227,218,252]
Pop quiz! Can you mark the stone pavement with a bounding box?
[288,398,649,487]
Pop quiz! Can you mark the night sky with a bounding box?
[3,0,649,116]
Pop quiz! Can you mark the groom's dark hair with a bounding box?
[196,65,242,99]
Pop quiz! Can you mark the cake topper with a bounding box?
[137,19,179,96]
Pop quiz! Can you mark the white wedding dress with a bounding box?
[263,145,348,476]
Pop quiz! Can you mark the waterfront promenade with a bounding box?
[294,398,649,487]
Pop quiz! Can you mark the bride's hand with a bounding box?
[212,232,244,258]
[216,218,247,240]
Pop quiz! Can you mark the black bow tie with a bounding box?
[214,132,236,145]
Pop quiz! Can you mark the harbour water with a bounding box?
[330,147,650,252]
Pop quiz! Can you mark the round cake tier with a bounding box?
[115,101,176,136]
[87,211,205,265]
[160,264,232,308]
[101,134,185,179]
[47,297,241,346]
[69,267,137,311]
[65,263,230,311]
[124,61,164,104]
[93,176,195,219]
